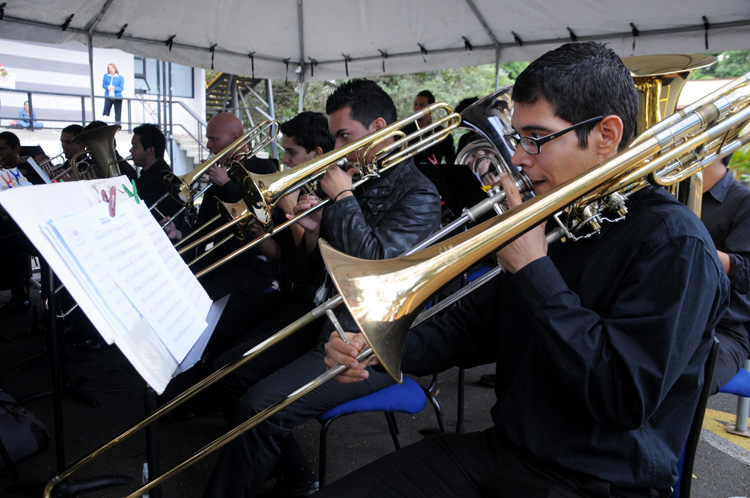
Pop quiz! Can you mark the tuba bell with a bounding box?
[68,124,124,180]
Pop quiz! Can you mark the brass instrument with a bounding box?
[178,103,462,277]
[68,124,124,180]
[44,63,749,498]
[35,152,67,179]
[154,120,279,224]
[42,171,528,498]
[321,70,750,381]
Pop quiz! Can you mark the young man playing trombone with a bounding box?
[203,79,443,498]
[322,42,729,497]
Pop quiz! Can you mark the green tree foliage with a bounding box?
[266,63,521,123]
[692,50,750,79]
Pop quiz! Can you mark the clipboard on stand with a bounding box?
[0,176,223,394]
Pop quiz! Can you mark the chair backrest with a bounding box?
[672,337,720,498]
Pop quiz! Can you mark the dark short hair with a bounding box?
[0,131,20,149]
[280,111,335,154]
[513,41,638,151]
[455,97,479,114]
[325,79,398,127]
[417,90,436,105]
[721,153,733,167]
[62,124,83,136]
[133,123,166,159]
[83,120,108,131]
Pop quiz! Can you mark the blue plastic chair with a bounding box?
[316,376,445,487]
[717,322,750,437]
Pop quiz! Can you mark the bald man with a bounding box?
[163,113,277,303]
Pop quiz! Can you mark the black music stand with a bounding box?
[416,163,494,433]
[416,163,491,226]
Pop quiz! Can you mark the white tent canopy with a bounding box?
[1,0,749,82]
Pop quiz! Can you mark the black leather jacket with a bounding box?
[314,158,442,342]
[322,158,441,260]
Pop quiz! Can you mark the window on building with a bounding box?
[134,56,194,98]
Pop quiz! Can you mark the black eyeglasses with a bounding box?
[503,116,605,155]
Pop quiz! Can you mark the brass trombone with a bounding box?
[321,71,750,380]
[42,170,530,498]
[153,120,280,225]
[44,64,749,497]
[178,103,462,277]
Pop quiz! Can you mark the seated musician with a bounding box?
[162,112,278,302]
[203,80,443,498]
[701,153,750,393]
[322,42,729,498]
[0,131,43,312]
[129,123,181,222]
[200,111,335,366]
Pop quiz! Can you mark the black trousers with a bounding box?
[316,429,667,498]
[102,97,122,123]
[203,349,395,498]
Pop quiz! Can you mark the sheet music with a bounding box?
[45,199,209,364]
[0,176,218,393]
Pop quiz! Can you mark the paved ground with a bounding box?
[1,280,749,498]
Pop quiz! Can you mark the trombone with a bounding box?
[178,103,462,277]
[42,170,531,498]
[45,63,749,497]
[152,120,279,226]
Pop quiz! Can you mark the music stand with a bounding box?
[417,163,490,225]
[417,163,494,434]
[19,145,46,158]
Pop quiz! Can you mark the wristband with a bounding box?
[333,188,353,202]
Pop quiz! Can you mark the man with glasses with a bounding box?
[323,42,728,498]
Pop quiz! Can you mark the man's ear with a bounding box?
[312,146,324,158]
[369,117,388,132]
[594,115,624,156]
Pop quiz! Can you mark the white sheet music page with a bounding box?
[45,197,210,364]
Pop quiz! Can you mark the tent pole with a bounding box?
[266,79,278,160]
[494,47,500,91]
[298,82,308,114]
[88,33,96,119]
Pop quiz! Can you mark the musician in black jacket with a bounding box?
[323,42,728,498]
[203,80,442,498]
[130,123,181,221]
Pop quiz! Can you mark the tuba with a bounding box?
[68,124,124,180]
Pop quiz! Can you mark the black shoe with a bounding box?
[259,475,319,498]
[479,373,496,388]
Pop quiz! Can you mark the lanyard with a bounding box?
[9,167,22,184]
[1,171,16,188]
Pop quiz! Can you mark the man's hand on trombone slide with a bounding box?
[324,331,379,383]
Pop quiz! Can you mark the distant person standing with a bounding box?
[102,63,124,125]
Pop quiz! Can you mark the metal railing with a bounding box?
[0,87,209,165]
